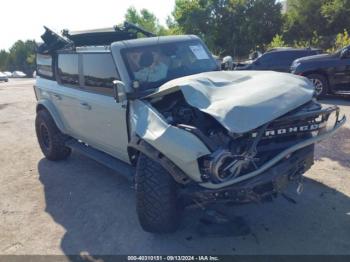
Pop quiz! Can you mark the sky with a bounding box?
[0,0,175,50]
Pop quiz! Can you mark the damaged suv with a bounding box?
[34,23,346,233]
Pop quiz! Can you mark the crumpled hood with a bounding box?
[147,71,315,133]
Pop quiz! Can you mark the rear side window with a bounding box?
[37,54,53,79]
[258,53,274,64]
[82,53,120,96]
[58,54,79,86]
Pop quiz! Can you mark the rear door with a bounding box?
[76,52,130,163]
[52,53,85,139]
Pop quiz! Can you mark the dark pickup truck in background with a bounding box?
[291,45,350,97]
[234,47,322,72]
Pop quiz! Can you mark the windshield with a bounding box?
[334,45,350,55]
[122,40,218,90]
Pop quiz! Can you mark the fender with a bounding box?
[36,99,67,134]
[128,136,191,184]
[129,99,211,183]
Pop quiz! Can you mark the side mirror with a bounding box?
[222,56,233,70]
[112,80,126,103]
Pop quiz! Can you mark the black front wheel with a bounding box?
[307,74,328,98]
[135,153,182,233]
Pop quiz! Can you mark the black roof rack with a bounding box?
[37,22,156,54]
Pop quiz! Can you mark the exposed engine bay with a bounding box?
[149,91,333,185]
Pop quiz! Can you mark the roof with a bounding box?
[266,47,322,53]
[112,35,200,49]
[37,22,156,54]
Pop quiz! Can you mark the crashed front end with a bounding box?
[129,71,346,204]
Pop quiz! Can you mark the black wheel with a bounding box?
[135,153,182,233]
[307,74,328,98]
[35,109,71,161]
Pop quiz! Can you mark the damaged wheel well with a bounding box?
[127,136,192,185]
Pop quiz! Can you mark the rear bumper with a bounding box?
[181,145,314,204]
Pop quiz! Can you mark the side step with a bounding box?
[66,140,135,181]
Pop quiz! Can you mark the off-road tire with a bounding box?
[307,74,328,98]
[35,109,71,161]
[136,153,181,233]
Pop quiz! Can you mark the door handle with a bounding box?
[80,102,91,110]
[53,93,62,100]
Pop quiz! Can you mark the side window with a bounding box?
[58,54,79,86]
[263,52,292,65]
[258,53,274,65]
[37,54,54,79]
[280,52,298,64]
[82,53,120,96]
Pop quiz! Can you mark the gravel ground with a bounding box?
[0,79,349,256]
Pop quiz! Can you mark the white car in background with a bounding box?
[3,71,12,77]
[0,72,9,82]
[12,71,26,78]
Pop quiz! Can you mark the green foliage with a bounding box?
[125,7,168,35]
[268,34,287,49]
[335,29,350,48]
[327,29,350,52]
[0,40,36,74]
[283,0,326,42]
[283,0,350,48]
[0,50,9,71]
[321,0,350,32]
[172,0,283,57]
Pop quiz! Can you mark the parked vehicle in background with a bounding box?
[291,45,350,97]
[0,72,9,82]
[12,71,26,78]
[235,48,323,72]
[3,71,12,78]
[34,24,345,234]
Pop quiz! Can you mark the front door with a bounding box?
[333,47,350,91]
[76,53,130,163]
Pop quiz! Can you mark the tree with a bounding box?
[283,0,327,42]
[125,7,168,35]
[0,40,36,74]
[283,0,350,45]
[9,40,37,74]
[268,34,287,49]
[0,50,9,71]
[172,0,283,57]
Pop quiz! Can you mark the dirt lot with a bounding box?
[0,79,350,256]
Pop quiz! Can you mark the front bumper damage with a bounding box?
[200,105,346,190]
[130,96,346,204]
[180,106,346,204]
[181,145,314,204]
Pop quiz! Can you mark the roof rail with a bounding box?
[37,22,156,54]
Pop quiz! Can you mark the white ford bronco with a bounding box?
[34,23,346,233]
